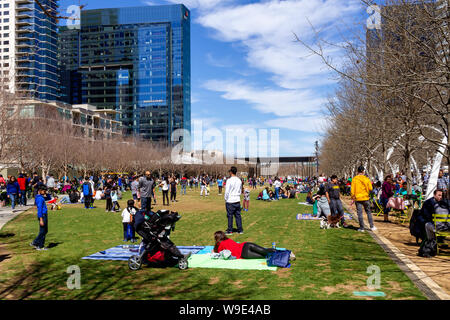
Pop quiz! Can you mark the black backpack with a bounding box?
[418,238,437,258]
[409,209,426,244]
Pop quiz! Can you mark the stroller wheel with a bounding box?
[128,255,142,271]
[178,258,189,270]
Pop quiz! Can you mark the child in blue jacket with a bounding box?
[31,186,49,250]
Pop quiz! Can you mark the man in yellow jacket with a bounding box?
[351,166,377,232]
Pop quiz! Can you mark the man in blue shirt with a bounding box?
[31,186,49,251]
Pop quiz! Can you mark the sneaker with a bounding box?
[225,232,233,236]
[370,226,378,231]
[30,242,37,248]
[238,231,244,235]
[357,228,365,233]
[289,252,296,261]
[36,247,48,251]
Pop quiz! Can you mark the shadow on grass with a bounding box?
[47,242,62,249]
[0,254,11,263]
[0,233,15,238]
[0,256,258,300]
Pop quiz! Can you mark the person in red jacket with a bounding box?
[17,174,27,206]
[213,231,275,259]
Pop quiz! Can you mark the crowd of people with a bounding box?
[2,166,448,257]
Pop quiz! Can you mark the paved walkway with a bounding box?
[342,197,450,300]
[0,205,33,231]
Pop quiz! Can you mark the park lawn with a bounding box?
[0,187,426,300]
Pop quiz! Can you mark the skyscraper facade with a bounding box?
[2,0,59,100]
[58,4,191,144]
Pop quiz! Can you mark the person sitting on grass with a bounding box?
[262,187,271,201]
[288,186,298,199]
[312,184,331,219]
[213,231,276,259]
[306,191,315,205]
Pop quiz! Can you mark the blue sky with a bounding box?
[58,0,370,156]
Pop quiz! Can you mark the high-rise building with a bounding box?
[1,0,59,100]
[58,4,191,145]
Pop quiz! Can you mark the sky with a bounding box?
[58,0,370,157]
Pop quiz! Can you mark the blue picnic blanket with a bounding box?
[82,245,210,261]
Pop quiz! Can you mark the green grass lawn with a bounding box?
[0,187,426,300]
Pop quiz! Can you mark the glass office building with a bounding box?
[8,0,59,101]
[58,4,191,144]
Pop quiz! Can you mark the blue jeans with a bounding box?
[380,197,390,214]
[33,215,48,248]
[181,184,187,195]
[141,196,151,212]
[7,193,17,209]
[356,200,374,229]
[226,202,243,233]
[19,190,27,206]
[274,187,280,200]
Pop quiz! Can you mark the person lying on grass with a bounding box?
[213,231,277,259]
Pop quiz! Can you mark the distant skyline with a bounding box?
[58,0,369,156]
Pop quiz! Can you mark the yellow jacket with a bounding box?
[351,174,373,201]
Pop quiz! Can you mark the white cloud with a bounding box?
[197,0,361,90]
[205,52,234,68]
[265,116,328,133]
[203,79,327,117]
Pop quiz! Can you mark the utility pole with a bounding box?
[315,141,319,176]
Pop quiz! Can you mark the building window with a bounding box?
[3,18,8,23]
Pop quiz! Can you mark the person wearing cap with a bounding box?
[351,166,376,232]
[224,166,243,235]
[31,186,49,250]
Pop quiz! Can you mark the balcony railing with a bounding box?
[16,4,34,11]
[16,19,34,25]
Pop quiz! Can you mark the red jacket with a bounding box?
[218,238,246,259]
[17,177,27,191]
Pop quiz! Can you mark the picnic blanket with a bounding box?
[298,202,314,206]
[82,245,206,261]
[82,244,283,271]
[188,254,277,271]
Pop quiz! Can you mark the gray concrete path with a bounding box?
[0,205,33,230]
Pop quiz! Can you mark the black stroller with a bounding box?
[128,209,190,271]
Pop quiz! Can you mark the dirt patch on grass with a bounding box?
[322,283,366,297]
[209,277,220,285]
[231,280,245,289]
[276,268,292,279]
[298,284,315,291]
